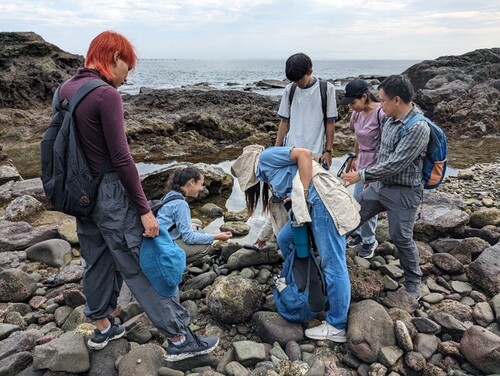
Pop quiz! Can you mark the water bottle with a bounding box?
[289,210,310,258]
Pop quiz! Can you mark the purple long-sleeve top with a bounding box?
[58,68,150,215]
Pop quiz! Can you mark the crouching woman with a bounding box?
[156,167,233,263]
[231,145,360,342]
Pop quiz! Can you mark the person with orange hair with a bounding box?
[57,31,218,361]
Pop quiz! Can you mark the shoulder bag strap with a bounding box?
[67,79,111,180]
[319,80,328,128]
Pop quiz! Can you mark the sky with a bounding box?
[0,0,499,60]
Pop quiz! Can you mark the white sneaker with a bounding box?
[305,321,347,343]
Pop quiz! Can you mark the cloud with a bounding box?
[0,0,498,59]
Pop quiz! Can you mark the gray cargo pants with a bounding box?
[76,173,190,337]
[358,181,423,284]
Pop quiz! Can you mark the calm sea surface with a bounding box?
[121,59,422,95]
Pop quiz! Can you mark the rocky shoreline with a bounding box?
[0,154,499,375]
[1,34,498,170]
[0,32,499,376]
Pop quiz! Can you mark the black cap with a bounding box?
[339,79,369,106]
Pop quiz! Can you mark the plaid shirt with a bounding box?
[360,105,430,187]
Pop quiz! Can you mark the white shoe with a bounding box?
[305,321,347,343]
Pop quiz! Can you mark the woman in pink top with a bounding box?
[339,79,385,258]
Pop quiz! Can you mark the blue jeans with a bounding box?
[277,185,350,329]
[353,181,378,244]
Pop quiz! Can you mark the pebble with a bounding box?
[422,293,445,304]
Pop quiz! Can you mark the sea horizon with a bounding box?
[122,58,422,95]
[136,57,423,61]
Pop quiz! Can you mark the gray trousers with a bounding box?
[76,173,190,337]
[358,181,423,284]
[175,239,210,263]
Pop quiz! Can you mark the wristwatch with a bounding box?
[323,149,332,154]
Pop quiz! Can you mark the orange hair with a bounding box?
[84,30,137,81]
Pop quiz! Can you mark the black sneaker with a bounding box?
[164,329,219,362]
[346,235,362,248]
[87,319,126,350]
[358,240,378,259]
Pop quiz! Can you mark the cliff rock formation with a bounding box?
[404,48,500,137]
[0,32,83,109]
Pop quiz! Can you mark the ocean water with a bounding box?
[121,59,422,95]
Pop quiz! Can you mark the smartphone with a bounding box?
[319,158,330,171]
[243,244,260,251]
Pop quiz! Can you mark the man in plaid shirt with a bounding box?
[342,75,430,299]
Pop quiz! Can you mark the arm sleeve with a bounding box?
[277,84,292,119]
[259,147,296,169]
[363,121,430,182]
[99,88,150,215]
[326,82,338,120]
[175,201,215,244]
[257,217,274,241]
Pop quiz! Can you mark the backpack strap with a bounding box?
[61,79,111,183]
[151,194,185,232]
[52,86,61,115]
[288,83,297,108]
[400,113,427,138]
[151,193,185,214]
[305,223,327,296]
[68,79,109,114]
[319,80,328,128]
[376,107,383,127]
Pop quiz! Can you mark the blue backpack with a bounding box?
[139,193,187,298]
[140,227,186,298]
[273,225,327,323]
[402,114,448,189]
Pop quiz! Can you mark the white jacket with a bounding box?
[257,201,289,241]
[291,161,360,236]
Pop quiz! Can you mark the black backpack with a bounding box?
[148,193,184,215]
[40,79,110,218]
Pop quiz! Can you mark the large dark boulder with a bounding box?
[466,243,500,296]
[0,32,83,109]
[403,48,500,137]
